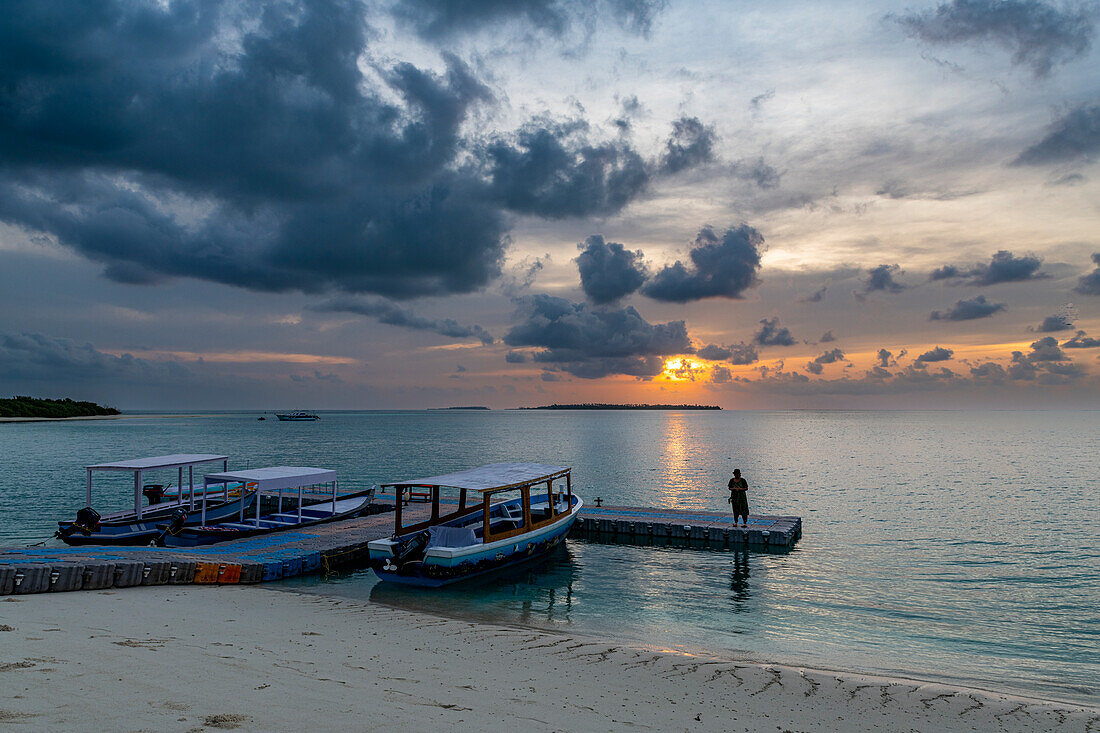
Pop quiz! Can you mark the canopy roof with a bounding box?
[204,466,336,492]
[388,463,569,493]
[87,454,228,471]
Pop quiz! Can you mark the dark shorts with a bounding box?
[730,490,749,517]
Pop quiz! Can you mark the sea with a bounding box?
[1,410,1097,704]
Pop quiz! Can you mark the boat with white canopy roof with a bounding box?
[368,462,581,587]
[155,466,374,547]
[56,454,256,546]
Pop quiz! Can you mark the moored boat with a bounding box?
[368,463,581,587]
[275,411,319,421]
[155,466,374,547]
[56,454,256,546]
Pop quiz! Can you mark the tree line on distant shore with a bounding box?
[521,403,721,410]
[0,396,120,418]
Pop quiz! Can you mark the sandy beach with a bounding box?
[1,586,1095,732]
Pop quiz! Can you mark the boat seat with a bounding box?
[426,525,477,549]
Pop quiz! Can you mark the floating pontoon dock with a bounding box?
[0,501,801,595]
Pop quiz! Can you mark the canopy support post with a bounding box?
[178,466,184,505]
[135,470,143,519]
[85,468,92,507]
[395,487,403,534]
[189,466,194,510]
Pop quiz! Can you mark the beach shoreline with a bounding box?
[3,585,1095,732]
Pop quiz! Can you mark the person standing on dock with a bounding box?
[728,469,749,527]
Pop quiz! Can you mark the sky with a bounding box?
[0,0,1098,409]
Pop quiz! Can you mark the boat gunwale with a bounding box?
[369,495,582,560]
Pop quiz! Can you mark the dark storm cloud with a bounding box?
[1075,253,1100,295]
[696,344,732,360]
[576,235,648,304]
[0,331,191,384]
[312,296,495,344]
[930,294,1007,321]
[503,294,690,378]
[641,225,764,303]
[854,264,905,301]
[0,0,516,298]
[932,250,1046,285]
[990,335,1084,383]
[819,330,836,343]
[916,346,955,363]
[0,1,675,302]
[1063,330,1100,348]
[895,0,1095,77]
[876,348,894,367]
[1027,336,1067,361]
[694,342,758,365]
[711,365,733,383]
[392,0,666,40]
[393,0,571,38]
[728,342,760,365]
[1013,104,1100,165]
[930,265,962,281]
[805,348,845,375]
[969,361,1009,382]
[660,117,717,174]
[483,118,650,219]
[505,350,529,363]
[1033,314,1074,332]
[731,158,782,189]
[753,318,797,347]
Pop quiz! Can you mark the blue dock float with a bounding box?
[0,502,801,595]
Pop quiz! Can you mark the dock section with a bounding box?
[0,503,801,595]
[574,505,800,551]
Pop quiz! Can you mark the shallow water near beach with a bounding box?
[2,410,1097,704]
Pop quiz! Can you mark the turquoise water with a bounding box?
[1,410,1097,704]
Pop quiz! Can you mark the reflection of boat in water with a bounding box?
[275,411,319,421]
[368,542,579,623]
[369,463,581,587]
[156,466,373,547]
[56,454,256,546]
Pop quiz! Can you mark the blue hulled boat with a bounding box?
[56,454,256,546]
[156,466,374,547]
[368,463,581,587]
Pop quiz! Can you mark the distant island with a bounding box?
[520,403,721,410]
[429,406,490,410]
[0,396,120,418]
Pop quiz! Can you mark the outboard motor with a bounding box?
[152,507,190,547]
[381,530,430,572]
[165,506,189,534]
[56,507,101,539]
[142,483,166,505]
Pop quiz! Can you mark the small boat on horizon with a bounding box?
[368,463,581,587]
[155,466,374,547]
[56,454,256,546]
[275,411,319,421]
